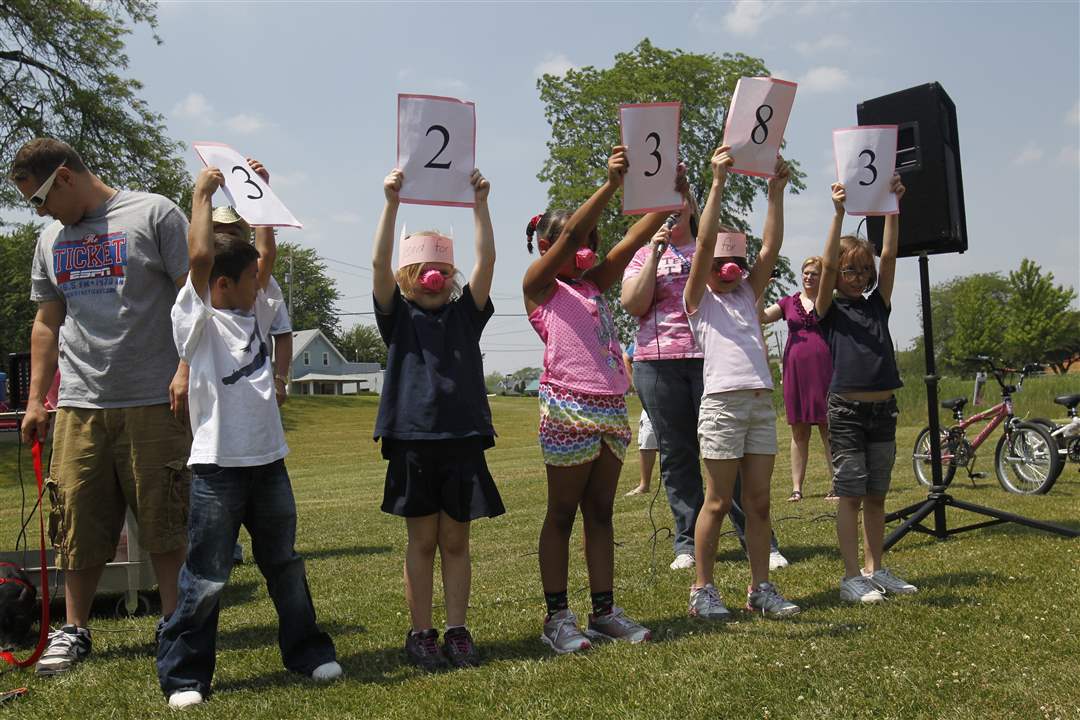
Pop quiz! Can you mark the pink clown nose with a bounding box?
[575,248,597,270]
[718,262,742,282]
[419,269,446,292]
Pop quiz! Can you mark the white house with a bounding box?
[290,329,383,395]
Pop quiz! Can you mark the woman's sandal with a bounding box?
[787,490,802,502]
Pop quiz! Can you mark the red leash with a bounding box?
[1,440,51,669]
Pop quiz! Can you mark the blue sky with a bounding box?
[121,1,1080,372]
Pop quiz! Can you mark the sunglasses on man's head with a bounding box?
[27,162,66,208]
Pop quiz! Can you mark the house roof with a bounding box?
[291,373,380,383]
[292,329,347,365]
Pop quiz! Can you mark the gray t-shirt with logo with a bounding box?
[30,190,190,408]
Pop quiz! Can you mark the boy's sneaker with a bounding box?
[864,568,918,595]
[689,584,732,620]
[840,575,886,604]
[442,627,481,668]
[404,629,449,672]
[746,581,801,618]
[769,550,790,570]
[36,624,91,676]
[670,553,695,570]
[168,690,205,708]
[311,660,343,681]
[541,609,592,654]
[585,607,651,643]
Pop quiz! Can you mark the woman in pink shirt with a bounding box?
[523,146,671,654]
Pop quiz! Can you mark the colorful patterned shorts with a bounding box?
[538,383,631,467]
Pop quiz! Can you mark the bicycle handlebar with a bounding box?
[965,357,1044,391]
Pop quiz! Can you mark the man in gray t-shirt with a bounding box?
[11,137,192,676]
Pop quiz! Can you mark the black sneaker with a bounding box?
[442,627,480,668]
[36,624,92,676]
[404,629,449,672]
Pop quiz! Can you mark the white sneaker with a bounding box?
[864,568,918,595]
[670,553,695,570]
[769,550,789,570]
[168,690,204,708]
[688,584,731,620]
[541,609,592,654]
[311,661,343,681]
[839,575,886,604]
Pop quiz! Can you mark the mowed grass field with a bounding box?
[0,395,1077,719]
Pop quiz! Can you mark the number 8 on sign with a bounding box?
[722,77,797,178]
[398,94,477,208]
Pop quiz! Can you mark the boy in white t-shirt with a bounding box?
[156,166,341,708]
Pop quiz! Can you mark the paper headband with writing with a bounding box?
[714,232,747,258]
[397,224,454,269]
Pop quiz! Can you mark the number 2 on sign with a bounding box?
[751,104,773,145]
[858,149,878,186]
[424,124,451,169]
[231,165,264,200]
[644,132,662,177]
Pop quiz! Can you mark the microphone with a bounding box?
[656,213,678,256]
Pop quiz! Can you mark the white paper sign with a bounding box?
[722,77,797,178]
[397,93,476,207]
[191,142,302,228]
[833,126,899,216]
[619,102,682,215]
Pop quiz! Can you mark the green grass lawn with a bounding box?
[0,395,1077,719]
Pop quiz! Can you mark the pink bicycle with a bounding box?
[912,357,1063,494]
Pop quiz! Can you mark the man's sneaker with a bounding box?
[168,690,204,708]
[769,550,790,570]
[442,626,481,668]
[311,660,343,681]
[669,553,695,570]
[36,624,91,676]
[689,584,732,620]
[864,568,918,595]
[541,609,592,654]
[585,607,651,643]
[404,629,449,672]
[746,581,801,618]
[840,575,886,604]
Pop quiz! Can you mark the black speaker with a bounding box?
[857,82,967,257]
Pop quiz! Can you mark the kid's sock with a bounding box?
[591,590,614,617]
[544,590,569,619]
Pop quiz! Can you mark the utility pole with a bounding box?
[287,253,294,319]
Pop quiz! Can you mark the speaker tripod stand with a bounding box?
[884,254,1078,550]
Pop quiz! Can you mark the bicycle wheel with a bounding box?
[994,421,1063,494]
[912,426,957,487]
[1029,418,1067,484]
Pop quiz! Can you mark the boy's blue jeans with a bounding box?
[157,459,335,698]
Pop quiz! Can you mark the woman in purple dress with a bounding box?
[762,257,833,501]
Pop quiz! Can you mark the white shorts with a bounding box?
[698,389,778,460]
[637,409,658,451]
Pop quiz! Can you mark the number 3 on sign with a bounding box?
[833,126,898,216]
[398,94,476,207]
[191,141,302,228]
[619,102,682,215]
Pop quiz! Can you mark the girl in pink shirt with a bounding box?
[523,146,672,653]
[683,146,800,620]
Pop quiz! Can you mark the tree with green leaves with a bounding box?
[536,39,805,341]
[338,323,387,367]
[0,0,190,214]
[1003,259,1078,371]
[276,240,342,342]
[0,222,36,360]
[914,262,1078,375]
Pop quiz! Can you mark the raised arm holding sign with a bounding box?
[397,93,476,207]
[191,142,301,228]
[722,77,797,178]
[832,126,899,216]
[619,102,682,215]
